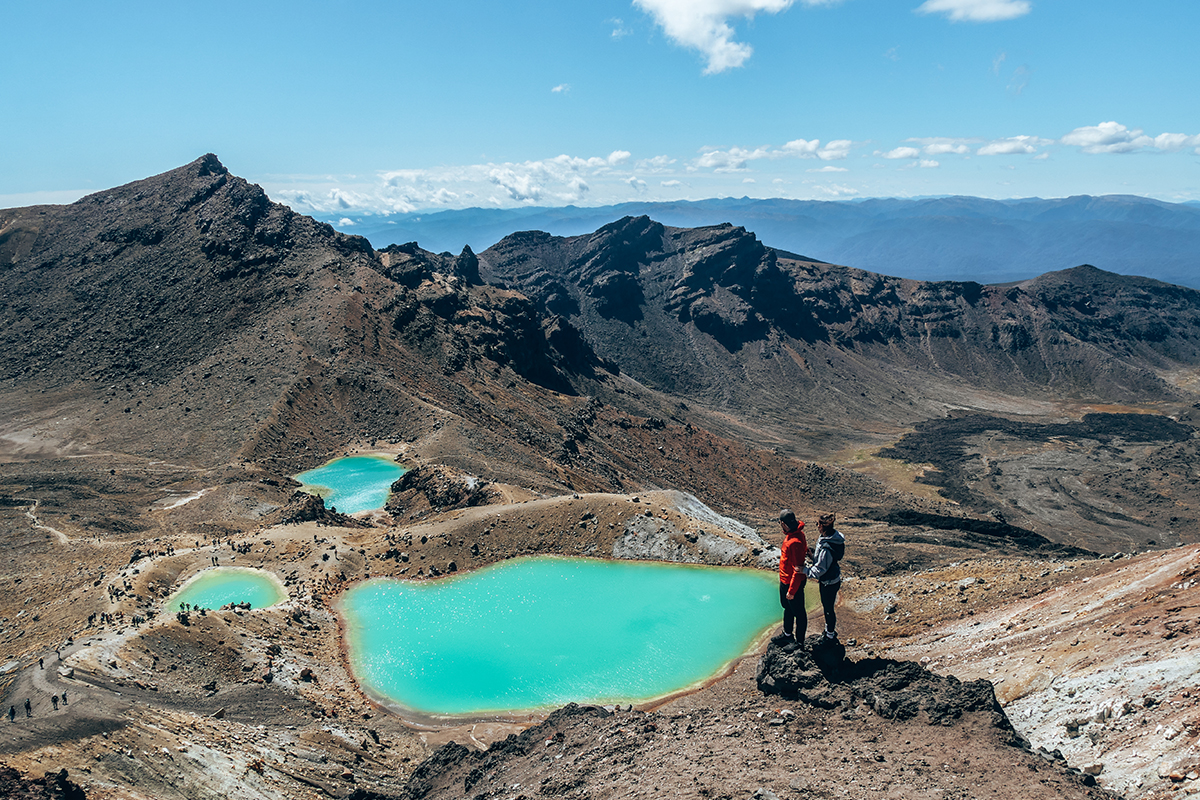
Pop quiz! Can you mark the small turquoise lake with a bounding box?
[167,567,286,612]
[295,455,408,514]
[340,556,782,717]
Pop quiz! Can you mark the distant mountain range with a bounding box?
[321,195,1200,289]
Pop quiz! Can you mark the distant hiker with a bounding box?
[39,657,43,669]
[774,509,808,649]
[805,512,846,646]
[51,695,58,711]
[7,706,13,722]
[61,691,68,706]
[24,698,31,717]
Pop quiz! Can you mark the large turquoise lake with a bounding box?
[295,455,408,514]
[167,567,286,612]
[340,556,783,717]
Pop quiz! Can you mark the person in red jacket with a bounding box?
[774,509,808,649]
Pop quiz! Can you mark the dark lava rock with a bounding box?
[0,767,87,800]
[385,465,492,517]
[756,639,1017,735]
[399,704,611,800]
[274,491,370,528]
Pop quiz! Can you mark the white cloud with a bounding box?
[608,150,632,165]
[634,0,836,73]
[695,146,771,171]
[991,51,1006,75]
[693,137,854,171]
[920,159,940,168]
[922,141,971,155]
[551,83,570,93]
[881,146,921,159]
[661,179,684,187]
[743,177,757,183]
[1153,132,1200,153]
[977,135,1051,155]
[489,167,545,202]
[818,140,852,160]
[1061,122,1200,155]
[813,183,859,197]
[884,46,900,61]
[1060,121,1151,154]
[915,0,1031,22]
[808,165,848,172]
[782,138,821,155]
[627,176,649,192]
[336,218,355,226]
[610,17,631,37]
[637,155,677,171]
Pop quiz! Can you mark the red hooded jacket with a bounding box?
[779,523,808,596]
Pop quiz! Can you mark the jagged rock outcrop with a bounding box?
[757,640,1016,734]
[0,766,87,800]
[272,491,371,528]
[384,465,493,517]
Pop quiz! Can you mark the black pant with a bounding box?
[819,581,841,636]
[779,582,807,640]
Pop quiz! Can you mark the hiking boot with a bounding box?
[771,632,794,644]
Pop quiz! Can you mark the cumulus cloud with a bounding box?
[808,165,848,172]
[818,140,852,160]
[610,17,631,37]
[661,179,683,187]
[977,135,1051,155]
[923,142,972,156]
[1061,122,1200,155]
[782,138,821,155]
[1060,121,1150,154]
[919,159,940,168]
[1153,132,1200,152]
[692,137,854,171]
[551,84,570,93]
[695,146,772,171]
[915,0,1032,22]
[634,0,839,73]
[608,150,633,165]
[627,176,649,192]
[638,155,677,171]
[880,146,921,159]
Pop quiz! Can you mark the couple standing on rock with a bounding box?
[775,509,845,652]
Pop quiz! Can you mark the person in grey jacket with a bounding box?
[805,512,845,646]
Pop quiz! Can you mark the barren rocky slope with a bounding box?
[480,217,1200,451]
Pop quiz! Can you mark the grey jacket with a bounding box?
[805,530,845,585]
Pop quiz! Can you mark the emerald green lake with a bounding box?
[295,455,408,514]
[167,567,286,612]
[341,556,785,717]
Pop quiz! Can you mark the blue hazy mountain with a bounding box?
[321,195,1200,289]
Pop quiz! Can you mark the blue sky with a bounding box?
[4,0,1199,214]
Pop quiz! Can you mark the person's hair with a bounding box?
[778,509,799,532]
[818,512,836,527]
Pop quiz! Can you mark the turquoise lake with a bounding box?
[340,556,784,717]
[294,455,408,514]
[167,567,286,612]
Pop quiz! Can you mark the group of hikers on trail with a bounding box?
[775,509,845,652]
